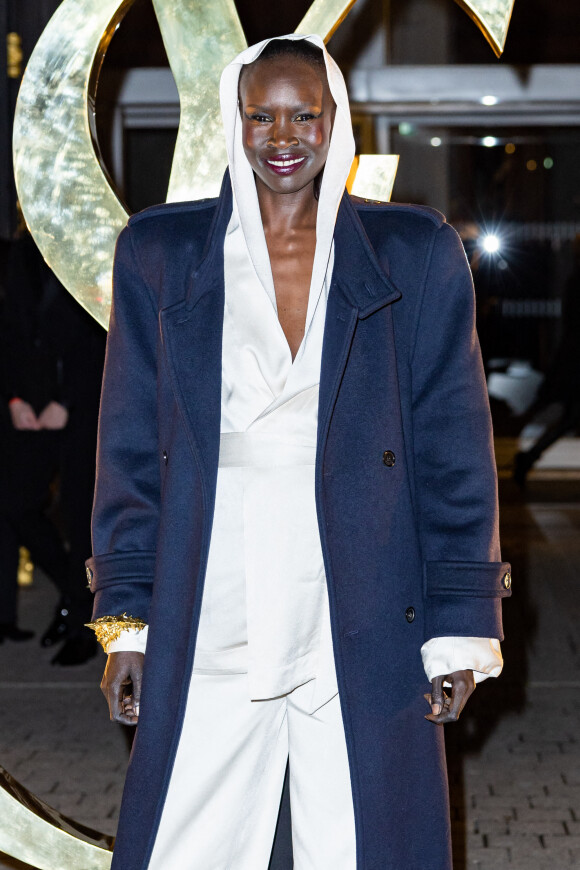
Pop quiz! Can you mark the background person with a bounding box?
[0,222,105,662]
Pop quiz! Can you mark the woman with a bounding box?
[87,35,511,870]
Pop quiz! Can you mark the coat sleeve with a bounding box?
[410,221,511,642]
[85,225,160,624]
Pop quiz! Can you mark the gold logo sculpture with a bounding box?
[0,765,113,869]
[13,0,514,329]
[7,1,514,867]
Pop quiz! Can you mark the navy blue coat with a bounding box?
[87,172,510,870]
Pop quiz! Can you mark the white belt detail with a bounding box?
[218,432,316,468]
[195,429,337,711]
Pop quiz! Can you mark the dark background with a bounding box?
[2,0,580,434]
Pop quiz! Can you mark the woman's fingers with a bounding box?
[430,675,444,716]
[425,670,476,725]
[100,651,144,726]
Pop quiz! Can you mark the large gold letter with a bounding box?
[13,0,514,328]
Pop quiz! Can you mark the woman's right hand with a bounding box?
[9,399,40,430]
[101,651,144,725]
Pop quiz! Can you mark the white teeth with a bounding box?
[267,157,305,167]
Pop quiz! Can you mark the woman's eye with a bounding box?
[295,114,314,122]
[249,113,271,123]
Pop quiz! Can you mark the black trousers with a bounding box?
[0,417,95,628]
[0,427,67,625]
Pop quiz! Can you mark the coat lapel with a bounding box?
[317,194,402,451]
[160,177,401,482]
[159,174,233,484]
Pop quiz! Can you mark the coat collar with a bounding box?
[185,171,234,311]
[185,172,402,318]
[332,193,402,317]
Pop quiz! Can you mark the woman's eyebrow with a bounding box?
[244,103,323,114]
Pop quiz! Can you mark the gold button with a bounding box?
[503,572,511,590]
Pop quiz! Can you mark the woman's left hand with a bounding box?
[38,401,69,430]
[424,670,476,725]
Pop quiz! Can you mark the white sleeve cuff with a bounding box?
[106,625,149,655]
[421,636,503,684]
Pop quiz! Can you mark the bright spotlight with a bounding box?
[482,234,501,254]
[482,136,498,148]
[481,95,499,106]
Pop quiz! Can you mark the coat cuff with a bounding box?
[106,625,149,655]
[424,561,511,641]
[86,551,156,624]
[421,636,503,684]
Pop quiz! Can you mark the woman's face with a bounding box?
[239,55,335,197]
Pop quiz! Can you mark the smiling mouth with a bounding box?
[265,155,307,175]
[267,156,305,167]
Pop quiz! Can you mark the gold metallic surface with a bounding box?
[152,0,246,203]
[13,0,364,327]
[13,0,515,329]
[155,0,368,203]
[17,547,34,587]
[453,0,515,56]
[7,32,23,78]
[0,765,113,870]
[347,155,399,203]
[86,613,147,650]
[297,0,359,43]
[13,0,134,329]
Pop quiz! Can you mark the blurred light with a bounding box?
[399,122,414,136]
[505,143,516,154]
[526,159,538,171]
[481,95,498,106]
[482,136,498,148]
[544,156,554,169]
[430,136,442,147]
[482,234,501,254]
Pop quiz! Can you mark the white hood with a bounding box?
[219,34,355,309]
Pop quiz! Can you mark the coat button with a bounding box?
[405,606,415,623]
[502,571,512,590]
[162,450,168,465]
[383,450,396,467]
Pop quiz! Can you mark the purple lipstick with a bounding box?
[265,153,307,175]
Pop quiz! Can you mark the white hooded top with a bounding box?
[218,33,355,323]
[190,35,356,711]
[108,35,503,702]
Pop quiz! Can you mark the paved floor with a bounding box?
[448,478,580,869]
[0,569,127,869]
[0,475,579,869]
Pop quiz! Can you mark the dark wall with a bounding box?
[0,0,12,240]
[0,0,61,239]
[452,0,580,64]
[8,0,61,59]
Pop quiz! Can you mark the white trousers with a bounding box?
[148,674,357,869]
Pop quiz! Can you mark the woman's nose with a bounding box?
[268,119,298,148]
